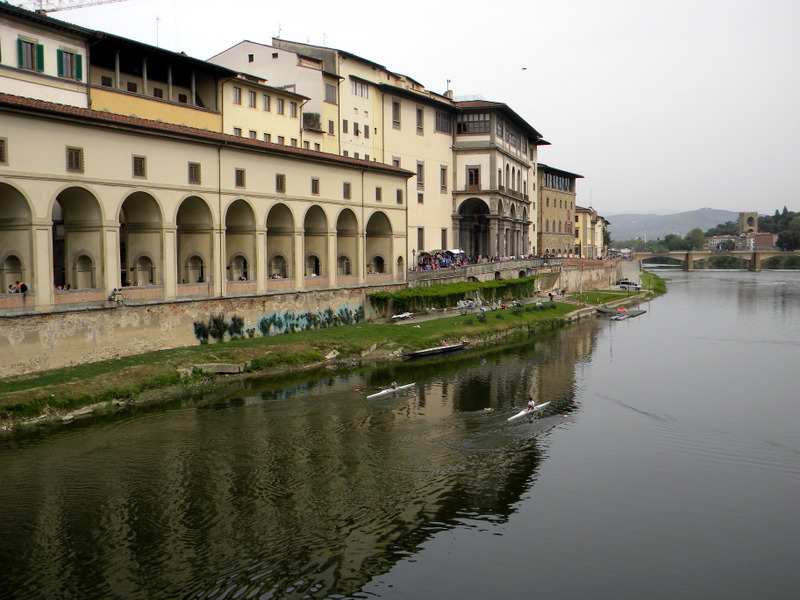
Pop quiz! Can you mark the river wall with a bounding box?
[0,264,618,378]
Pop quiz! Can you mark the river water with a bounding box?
[1,270,799,600]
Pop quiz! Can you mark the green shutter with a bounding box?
[17,39,24,68]
[35,43,44,72]
[75,54,83,81]
[57,49,64,77]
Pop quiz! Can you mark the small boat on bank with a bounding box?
[507,401,551,423]
[366,383,415,399]
[597,307,646,319]
[403,343,466,358]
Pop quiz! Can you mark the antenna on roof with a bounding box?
[277,23,282,39]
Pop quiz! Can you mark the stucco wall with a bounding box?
[0,286,402,378]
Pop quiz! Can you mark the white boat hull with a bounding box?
[507,401,551,422]
[367,383,415,399]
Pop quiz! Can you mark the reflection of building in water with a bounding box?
[0,321,602,598]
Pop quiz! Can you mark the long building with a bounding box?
[1,3,608,320]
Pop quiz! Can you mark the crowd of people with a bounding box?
[413,252,555,271]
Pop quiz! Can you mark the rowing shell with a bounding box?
[366,383,415,399]
[507,401,551,422]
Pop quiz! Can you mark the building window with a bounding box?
[314,143,321,151]
[325,83,337,104]
[276,173,286,193]
[441,228,448,250]
[290,138,298,147]
[153,87,164,98]
[264,133,272,142]
[416,107,424,135]
[17,39,44,72]
[392,100,401,129]
[354,152,359,159]
[375,187,382,202]
[440,166,448,192]
[178,93,188,103]
[354,122,360,136]
[127,81,138,93]
[57,49,82,80]
[233,87,242,104]
[277,136,285,145]
[101,75,113,87]
[396,189,404,204]
[311,178,320,195]
[351,79,369,98]
[467,167,480,189]
[248,53,254,62]
[457,113,491,134]
[343,182,351,199]
[248,91,256,108]
[188,162,201,184]
[417,228,424,251]
[263,94,271,111]
[435,110,452,133]
[304,141,310,149]
[0,139,6,165]
[328,120,335,135]
[66,147,84,173]
[342,150,349,157]
[233,127,242,137]
[132,155,146,178]
[416,161,425,189]
[342,119,349,134]
[417,193,424,204]
[364,125,370,139]
[392,157,401,168]
[235,168,246,188]
[277,99,285,114]
[290,102,297,117]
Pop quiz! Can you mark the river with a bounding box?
[1,269,798,600]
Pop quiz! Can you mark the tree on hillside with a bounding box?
[687,228,706,250]
[705,221,737,236]
[776,230,800,251]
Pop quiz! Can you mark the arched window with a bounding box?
[75,254,95,289]
[2,254,23,291]
[371,256,385,273]
[338,255,352,276]
[135,255,155,285]
[305,254,320,277]
[186,254,205,283]
[270,255,287,278]
[230,255,248,281]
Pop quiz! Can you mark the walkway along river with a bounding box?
[0,269,798,599]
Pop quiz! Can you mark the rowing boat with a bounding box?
[507,401,551,422]
[366,383,415,399]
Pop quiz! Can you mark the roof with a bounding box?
[537,163,584,179]
[0,2,94,37]
[0,93,412,177]
[455,99,547,142]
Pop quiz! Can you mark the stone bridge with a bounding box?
[639,250,798,271]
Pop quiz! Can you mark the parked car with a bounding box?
[616,279,641,290]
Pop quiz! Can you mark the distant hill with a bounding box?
[607,208,740,242]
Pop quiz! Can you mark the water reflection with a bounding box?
[0,320,600,600]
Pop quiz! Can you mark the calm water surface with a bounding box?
[1,270,799,599]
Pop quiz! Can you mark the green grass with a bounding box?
[641,271,667,295]
[570,290,629,305]
[0,301,577,425]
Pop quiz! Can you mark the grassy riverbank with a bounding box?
[1,272,666,432]
[0,300,576,430]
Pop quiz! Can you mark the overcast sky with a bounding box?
[44,0,800,216]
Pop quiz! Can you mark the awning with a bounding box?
[447,249,465,254]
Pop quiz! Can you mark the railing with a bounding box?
[408,257,561,283]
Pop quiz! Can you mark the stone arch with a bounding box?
[120,191,163,286]
[0,183,33,291]
[366,211,392,275]
[176,196,213,284]
[267,203,295,279]
[456,197,490,257]
[53,187,104,289]
[225,199,256,282]
[304,205,328,277]
[336,208,359,277]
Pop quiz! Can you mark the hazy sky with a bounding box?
[42,0,800,216]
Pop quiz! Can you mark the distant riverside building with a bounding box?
[574,206,609,258]
[538,164,582,256]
